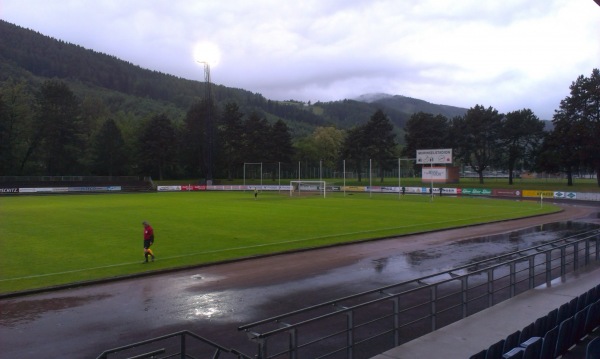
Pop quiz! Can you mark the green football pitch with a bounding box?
[0,191,560,294]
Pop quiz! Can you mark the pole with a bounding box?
[320,159,322,183]
[369,159,372,198]
[398,158,401,200]
[198,61,214,185]
[430,162,434,202]
[343,159,346,197]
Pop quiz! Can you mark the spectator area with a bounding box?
[371,265,600,359]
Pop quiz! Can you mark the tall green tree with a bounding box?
[0,80,35,175]
[138,113,177,180]
[241,112,271,163]
[182,100,210,178]
[541,69,600,185]
[499,109,545,185]
[33,80,83,175]
[363,109,398,182]
[453,105,503,184]
[293,136,320,168]
[578,69,600,184]
[263,119,295,180]
[402,111,450,159]
[311,126,345,170]
[268,119,295,164]
[218,102,245,180]
[535,119,583,185]
[90,118,129,176]
[341,125,367,182]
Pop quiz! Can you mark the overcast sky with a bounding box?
[2,1,599,120]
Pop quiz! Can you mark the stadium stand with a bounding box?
[371,267,600,359]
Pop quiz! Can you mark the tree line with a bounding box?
[1,69,598,185]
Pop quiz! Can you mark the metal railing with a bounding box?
[95,330,252,359]
[95,228,600,359]
[238,228,600,359]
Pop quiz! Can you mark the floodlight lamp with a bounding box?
[193,41,221,67]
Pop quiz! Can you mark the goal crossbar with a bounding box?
[290,180,326,198]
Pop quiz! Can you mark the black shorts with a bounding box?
[144,239,153,249]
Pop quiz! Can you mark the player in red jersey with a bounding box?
[142,221,155,263]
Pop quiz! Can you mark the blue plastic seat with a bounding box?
[572,308,589,344]
[503,330,522,353]
[586,337,600,359]
[577,292,589,313]
[502,347,523,359]
[557,302,571,326]
[485,339,506,359]
[570,297,580,317]
[555,317,574,357]
[533,315,548,337]
[539,326,558,359]
[546,308,558,330]
[585,287,597,306]
[519,323,535,344]
[585,301,600,335]
[519,336,542,359]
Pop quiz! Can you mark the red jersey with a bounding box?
[144,225,154,240]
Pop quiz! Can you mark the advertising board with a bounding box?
[416,149,452,164]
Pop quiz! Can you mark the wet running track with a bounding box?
[1,203,599,358]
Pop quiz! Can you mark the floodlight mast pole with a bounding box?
[198,61,214,185]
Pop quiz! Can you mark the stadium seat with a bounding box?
[503,330,522,353]
[555,317,574,357]
[572,308,589,344]
[501,347,523,359]
[586,288,597,307]
[585,301,600,334]
[587,337,600,359]
[570,297,581,317]
[557,302,571,326]
[593,285,600,305]
[547,308,558,330]
[519,322,535,343]
[485,339,506,359]
[533,315,548,337]
[577,292,589,313]
[539,326,558,359]
[519,337,542,359]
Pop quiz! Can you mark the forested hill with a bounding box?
[0,19,467,137]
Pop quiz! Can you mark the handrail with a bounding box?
[239,228,600,331]
[95,330,252,359]
[238,228,600,358]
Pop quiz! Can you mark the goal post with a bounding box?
[290,180,326,198]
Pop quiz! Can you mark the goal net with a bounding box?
[290,181,326,198]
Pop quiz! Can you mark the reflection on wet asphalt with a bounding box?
[1,220,598,358]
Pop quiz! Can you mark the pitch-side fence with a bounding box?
[96,228,600,359]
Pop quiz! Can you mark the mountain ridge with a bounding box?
[0,19,470,138]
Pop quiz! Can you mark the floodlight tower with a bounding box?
[199,61,214,185]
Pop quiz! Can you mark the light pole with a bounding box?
[198,61,214,185]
